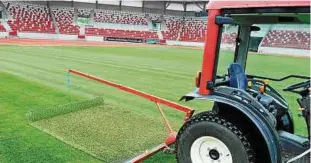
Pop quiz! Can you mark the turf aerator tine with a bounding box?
[68,69,195,162]
[155,102,174,134]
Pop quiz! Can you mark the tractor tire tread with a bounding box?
[176,111,255,163]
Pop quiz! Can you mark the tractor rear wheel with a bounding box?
[176,111,255,163]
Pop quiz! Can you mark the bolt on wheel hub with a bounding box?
[190,136,233,163]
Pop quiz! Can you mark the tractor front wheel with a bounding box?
[176,111,255,163]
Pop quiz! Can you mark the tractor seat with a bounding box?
[228,63,275,110]
[228,63,248,90]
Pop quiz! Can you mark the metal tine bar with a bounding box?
[154,102,174,134]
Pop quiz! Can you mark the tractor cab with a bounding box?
[178,1,310,163]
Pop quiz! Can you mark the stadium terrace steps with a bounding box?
[6,2,55,33]
[261,30,310,50]
[2,20,11,32]
[94,9,148,26]
[179,17,207,42]
[222,32,237,45]
[52,7,79,35]
[162,15,183,41]
[0,23,6,32]
[49,7,59,34]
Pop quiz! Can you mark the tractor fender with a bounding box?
[209,95,281,163]
[180,88,282,163]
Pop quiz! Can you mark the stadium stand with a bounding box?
[78,8,91,18]
[52,7,79,35]
[179,17,207,42]
[148,13,161,21]
[1,1,309,56]
[0,23,6,32]
[2,1,10,11]
[94,10,148,25]
[221,32,237,45]
[85,28,158,39]
[261,30,310,50]
[6,2,55,33]
[162,15,183,40]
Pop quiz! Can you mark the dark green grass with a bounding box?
[0,45,309,163]
[0,73,100,163]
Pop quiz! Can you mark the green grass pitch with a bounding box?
[0,45,309,162]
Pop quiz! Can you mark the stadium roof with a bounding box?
[64,0,209,11]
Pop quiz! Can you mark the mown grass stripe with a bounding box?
[0,46,199,76]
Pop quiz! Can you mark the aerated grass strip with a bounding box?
[32,103,168,163]
[27,97,104,122]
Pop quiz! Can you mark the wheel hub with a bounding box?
[190,136,233,163]
[209,149,220,160]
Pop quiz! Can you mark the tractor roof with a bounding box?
[207,1,310,24]
[207,0,310,10]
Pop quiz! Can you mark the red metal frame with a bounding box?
[199,9,221,95]
[207,0,310,10]
[68,69,195,163]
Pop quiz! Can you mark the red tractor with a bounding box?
[69,1,310,163]
[177,1,310,163]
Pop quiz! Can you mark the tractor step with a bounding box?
[279,131,310,163]
[282,149,310,163]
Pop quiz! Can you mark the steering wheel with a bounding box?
[283,80,310,92]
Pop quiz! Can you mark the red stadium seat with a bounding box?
[221,32,237,45]
[94,10,148,26]
[163,16,183,41]
[6,2,55,34]
[261,30,310,50]
[179,18,207,42]
[0,24,6,32]
[78,34,85,39]
[9,30,17,36]
[52,7,79,35]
